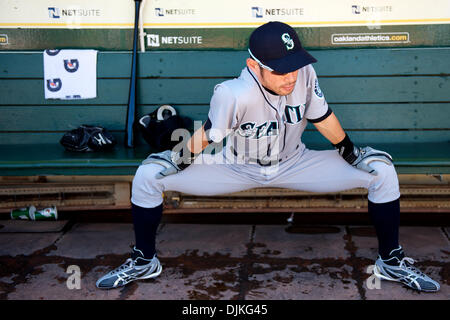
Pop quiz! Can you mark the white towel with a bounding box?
[43,49,97,100]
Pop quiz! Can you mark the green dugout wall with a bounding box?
[0,0,449,213]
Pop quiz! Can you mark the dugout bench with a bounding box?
[0,48,449,214]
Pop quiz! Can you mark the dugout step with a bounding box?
[0,182,130,213]
[162,184,450,213]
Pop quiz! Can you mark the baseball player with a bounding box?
[97,22,440,292]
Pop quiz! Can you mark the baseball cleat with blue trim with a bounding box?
[96,247,162,289]
[373,246,440,292]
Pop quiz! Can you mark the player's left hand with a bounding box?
[142,150,183,179]
[350,146,393,176]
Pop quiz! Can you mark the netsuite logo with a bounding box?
[155,8,196,17]
[251,7,304,18]
[146,34,203,47]
[48,7,60,19]
[48,7,101,19]
[252,7,263,18]
[352,5,393,14]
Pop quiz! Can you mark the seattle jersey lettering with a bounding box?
[284,104,305,124]
[238,121,278,138]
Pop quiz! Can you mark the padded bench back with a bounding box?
[1,48,449,147]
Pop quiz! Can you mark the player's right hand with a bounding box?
[142,150,183,179]
[350,146,393,176]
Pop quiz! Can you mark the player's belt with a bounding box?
[230,147,281,167]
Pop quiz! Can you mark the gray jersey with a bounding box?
[132,65,399,209]
[207,64,331,166]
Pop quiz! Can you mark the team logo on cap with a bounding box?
[281,33,294,50]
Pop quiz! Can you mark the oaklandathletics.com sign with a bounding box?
[332,32,410,45]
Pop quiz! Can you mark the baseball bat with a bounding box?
[125,0,142,148]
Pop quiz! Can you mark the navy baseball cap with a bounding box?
[248,21,317,73]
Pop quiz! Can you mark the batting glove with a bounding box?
[142,150,186,179]
[349,146,393,176]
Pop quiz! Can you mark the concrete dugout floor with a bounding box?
[0,219,448,300]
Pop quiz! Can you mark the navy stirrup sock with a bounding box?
[131,203,163,259]
[368,198,400,260]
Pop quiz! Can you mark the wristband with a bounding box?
[333,134,358,164]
